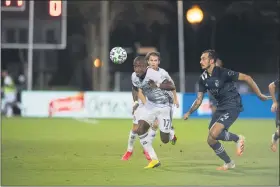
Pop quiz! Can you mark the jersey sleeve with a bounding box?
[148,69,165,84]
[162,70,175,85]
[222,68,239,82]
[198,78,207,93]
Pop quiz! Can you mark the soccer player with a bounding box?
[145,51,178,145]
[133,56,175,168]
[121,62,151,161]
[183,49,271,170]
[268,79,279,152]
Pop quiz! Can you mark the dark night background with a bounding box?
[1,0,280,91]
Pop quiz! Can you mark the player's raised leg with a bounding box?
[208,124,235,170]
[208,109,242,170]
[214,111,245,156]
[157,106,174,145]
[137,119,160,169]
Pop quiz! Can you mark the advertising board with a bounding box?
[21,91,183,119]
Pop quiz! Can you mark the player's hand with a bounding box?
[183,112,190,120]
[174,99,179,108]
[271,102,278,113]
[258,94,272,101]
[148,80,158,88]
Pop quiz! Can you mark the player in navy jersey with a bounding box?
[268,79,279,152]
[183,49,271,170]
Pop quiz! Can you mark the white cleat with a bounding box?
[216,160,235,171]
[236,135,245,156]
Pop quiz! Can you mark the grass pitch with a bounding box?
[1,118,279,185]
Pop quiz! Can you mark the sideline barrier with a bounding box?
[21,91,183,119]
[182,93,274,119]
[22,91,274,119]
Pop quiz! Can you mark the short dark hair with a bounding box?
[133,56,146,65]
[145,51,160,61]
[202,49,218,62]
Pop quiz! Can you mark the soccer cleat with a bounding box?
[271,134,278,152]
[121,151,133,160]
[143,151,152,161]
[170,134,177,145]
[236,135,245,156]
[216,161,235,171]
[144,160,161,169]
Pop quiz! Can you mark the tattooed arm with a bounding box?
[183,92,204,120]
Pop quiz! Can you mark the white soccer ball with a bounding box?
[110,47,127,64]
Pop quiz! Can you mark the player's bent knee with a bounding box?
[160,131,169,144]
[207,134,216,145]
[132,124,138,133]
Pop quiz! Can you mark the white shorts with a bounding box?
[139,103,172,133]
[132,106,145,124]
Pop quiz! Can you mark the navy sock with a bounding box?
[210,141,231,163]
[273,132,279,141]
[217,130,239,142]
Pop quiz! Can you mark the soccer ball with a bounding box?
[110,47,127,64]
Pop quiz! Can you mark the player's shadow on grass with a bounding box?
[159,162,276,177]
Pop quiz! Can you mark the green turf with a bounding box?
[1,118,279,185]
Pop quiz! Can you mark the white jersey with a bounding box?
[132,68,173,107]
[157,68,174,85]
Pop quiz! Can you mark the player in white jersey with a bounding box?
[132,56,176,168]
[144,51,178,145]
[121,70,152,161]
[122,54,178,161]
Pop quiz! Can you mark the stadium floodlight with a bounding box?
[186,5,204,24]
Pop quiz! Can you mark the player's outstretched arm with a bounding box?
[269,81,278,112]
[183,92,204,120]
[138,88,146,104]
[238,73,271,101]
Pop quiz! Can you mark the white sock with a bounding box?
[139,132,158,160]
[148,128,157,142]
[169,128,175,141]
[127,130,137,152]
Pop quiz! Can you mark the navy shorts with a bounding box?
[209,108,240,130]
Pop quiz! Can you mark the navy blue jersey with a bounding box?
[198,66,243,111]
[208,92,217,106]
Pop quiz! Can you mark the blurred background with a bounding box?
[1,0,279,118]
